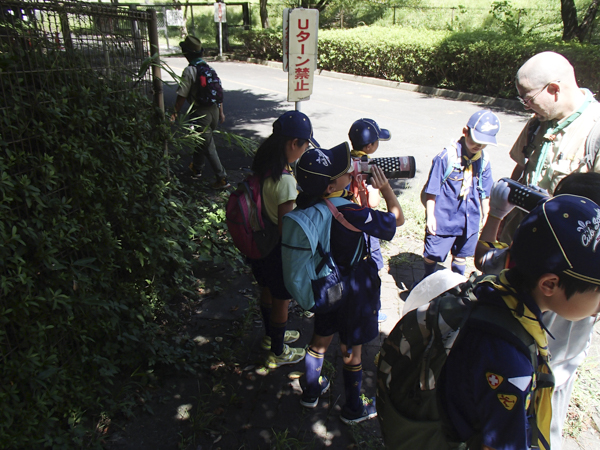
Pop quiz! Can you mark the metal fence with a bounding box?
[0,0,163,252]
[0,0,162,121]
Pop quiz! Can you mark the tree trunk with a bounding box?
[561,0,580,41]
[260,0,269,29]
[577,0,600,42]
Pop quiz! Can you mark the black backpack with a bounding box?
[376,273,553,449]
[190,61,223,106]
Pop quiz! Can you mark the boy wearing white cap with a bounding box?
[421,110,499,281]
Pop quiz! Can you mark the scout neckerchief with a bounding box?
[350,150,369,158]
[530,89,595,186]
[459,145,483,199]
[486,271,554,450]
[324,189,354,201]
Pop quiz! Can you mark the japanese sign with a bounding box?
[214,3,227,23]
[166,10,185,27]
[284,8,319,102]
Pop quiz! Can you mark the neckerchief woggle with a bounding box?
[485,271,554,450]
[530,89,595,186]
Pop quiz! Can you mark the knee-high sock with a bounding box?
[260,303,272,337]
[270,320,286,355]
[423,261,436,279]
[343,363,363,412]
[304,347,325,397]
[451,259,466,275]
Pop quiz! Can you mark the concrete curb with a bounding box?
[218,54,523,113]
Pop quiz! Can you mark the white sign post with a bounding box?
[284,8,319,106]
[214,3,227,57]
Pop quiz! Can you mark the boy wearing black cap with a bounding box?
[291,143,404,423]
[421,110,499,280]
[171,36,228,189]
[439,194,600,450]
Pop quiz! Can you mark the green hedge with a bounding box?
[0,48,235,447]
[240,27,600,98]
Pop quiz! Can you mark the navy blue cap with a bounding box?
[348,118,391,148]
[511,194,600,285]
[296,142,353,195]
[273,111,319,148]
[467,110,500,146]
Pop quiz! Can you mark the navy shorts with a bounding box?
[313,258,380,346]
[248,241,291,300]
[423,230,478,263]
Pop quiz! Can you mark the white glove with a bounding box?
[488,180,514,220]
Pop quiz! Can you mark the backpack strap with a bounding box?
[584,119,600,171]
[324,198,361,232]
[440,143,461,186]
[476,150,489,200]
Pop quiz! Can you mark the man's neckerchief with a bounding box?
[530,88,595,186]
[484,271,554,450]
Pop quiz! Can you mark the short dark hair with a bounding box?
[505,267,600,300]
[554,172,600,203]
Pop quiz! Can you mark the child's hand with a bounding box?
[369,165,389,190]
[489,180,514,220]
[426,216,437,235]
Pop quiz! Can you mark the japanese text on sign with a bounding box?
[285,8,318,102]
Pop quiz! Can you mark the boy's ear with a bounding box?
[462,126,470,138]
[324,182,337,194]
[538,273,561,297]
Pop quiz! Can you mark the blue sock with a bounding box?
[343,363,363,412]
[304,347,325,397]
[270,320,286,355]
[423,261,436,279]
[260,303,272,337]
[451,259,466,275]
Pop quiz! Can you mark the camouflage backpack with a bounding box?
[376,274,545,450]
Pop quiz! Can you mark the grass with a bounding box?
[564,353,600,438]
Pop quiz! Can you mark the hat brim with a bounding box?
[379,128,391,141]
[470,128,497,146]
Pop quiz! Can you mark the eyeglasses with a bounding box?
[517,80,558,107]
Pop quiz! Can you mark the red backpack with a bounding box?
[226,173,280,260]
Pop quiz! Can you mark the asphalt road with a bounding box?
[161,57,532,190]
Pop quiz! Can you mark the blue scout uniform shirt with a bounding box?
[439,282,546,450]
[424,138,493,237]
[329,195,396,274]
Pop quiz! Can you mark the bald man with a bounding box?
[501,52,600,243]
[499,52,600,449]
[510,51,600,193]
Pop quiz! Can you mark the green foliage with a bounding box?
[0,46,235,446]
[242,26,600,98]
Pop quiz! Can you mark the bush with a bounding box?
[0,49,235,447]
[241,27,600,98]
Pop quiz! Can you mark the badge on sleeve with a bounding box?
[497,393,518,410]
[486,372,503,390]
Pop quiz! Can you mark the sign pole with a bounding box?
[219,21,223,57]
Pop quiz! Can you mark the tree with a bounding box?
[561,0,599,42]
[260,0,269,28]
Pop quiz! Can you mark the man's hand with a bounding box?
[489,180,514,220]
